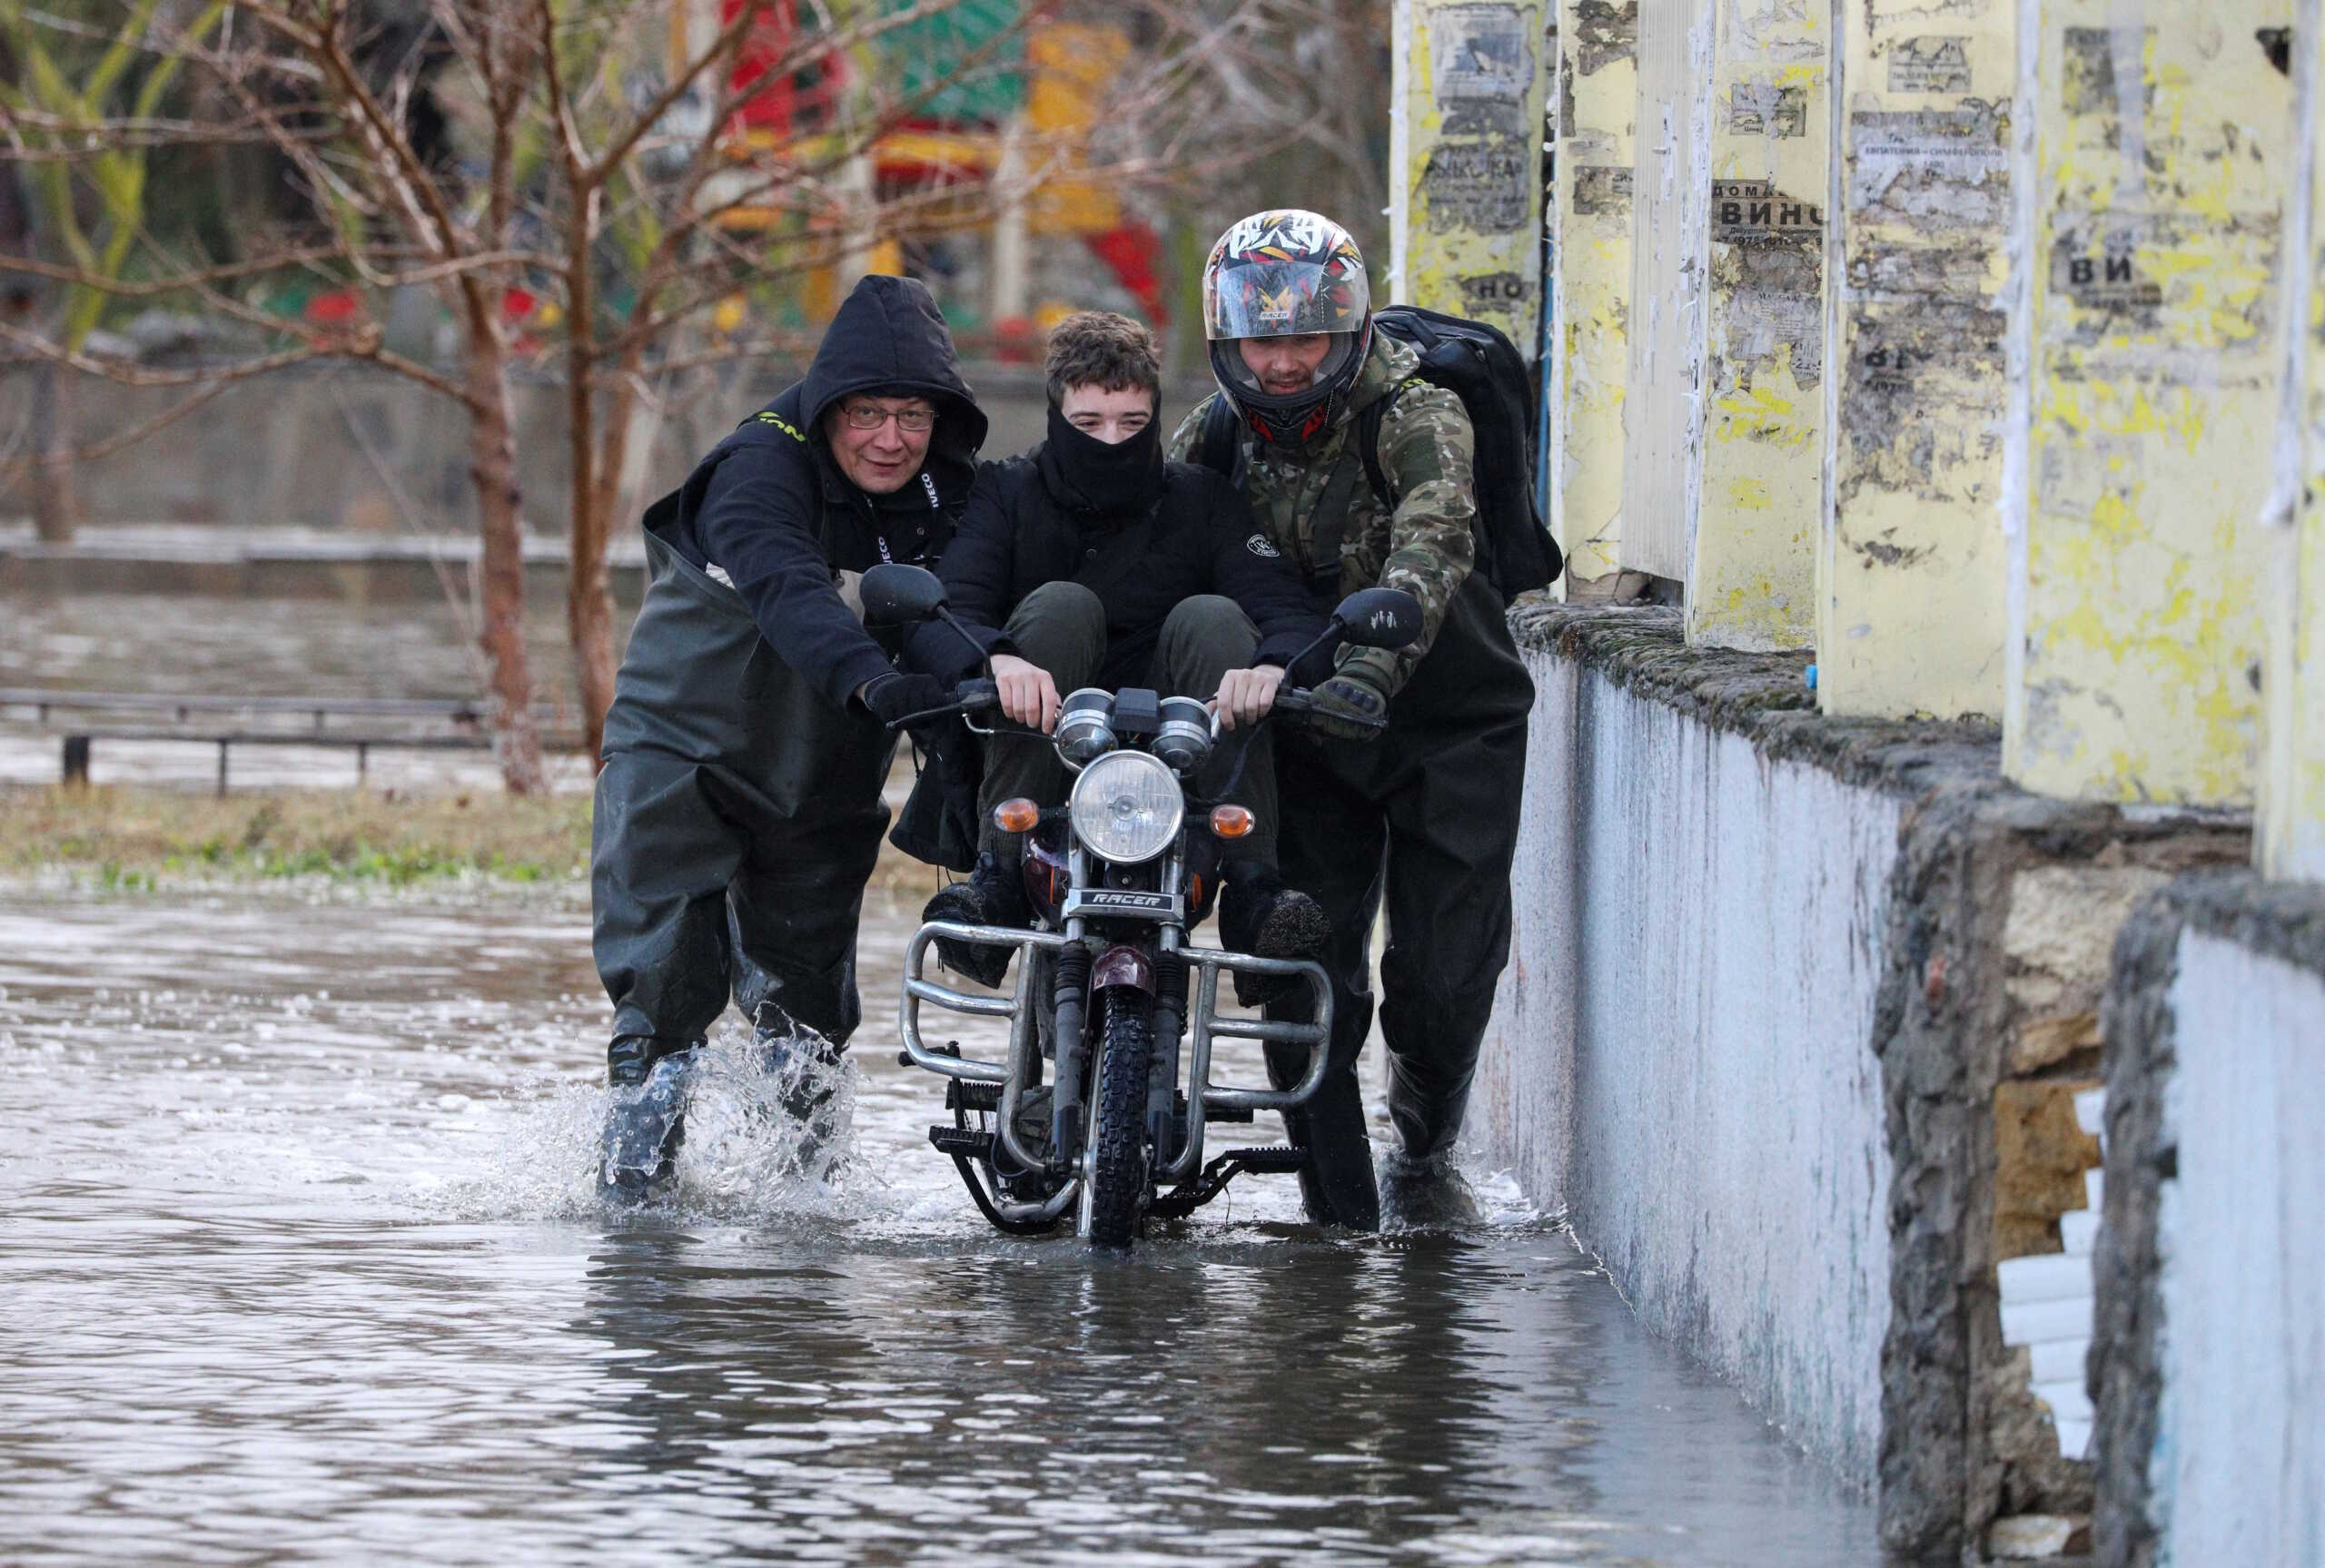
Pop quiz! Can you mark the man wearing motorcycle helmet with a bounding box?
[1170,209,1535,1232]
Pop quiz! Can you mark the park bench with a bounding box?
[0,688,586,794]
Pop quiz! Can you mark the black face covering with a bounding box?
[1044,402,1163,517]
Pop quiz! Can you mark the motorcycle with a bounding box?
[861,563,1421,1247]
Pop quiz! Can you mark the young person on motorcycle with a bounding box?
[591,274,985,1188]
[905,310,1331,993]
[1167,211,1535,1231]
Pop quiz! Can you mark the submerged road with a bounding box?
[0,891,1875,1564]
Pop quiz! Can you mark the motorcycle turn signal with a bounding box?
[1209,804,1255,839]
[993,798,1040,834]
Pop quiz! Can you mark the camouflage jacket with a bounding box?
[1168,333,1475,694]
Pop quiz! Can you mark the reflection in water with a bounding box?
[0,892,1874,1564]
[569,1228,1861,1566]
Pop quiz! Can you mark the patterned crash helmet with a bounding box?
[1202,209,1374,449]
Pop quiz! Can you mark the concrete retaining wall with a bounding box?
[1479,612,1900,1485]
[2095,876,2325,1568]
[1479,603,2251,1559]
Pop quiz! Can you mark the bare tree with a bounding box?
[0,0,233,540]
[0,0,1371,785]
[2,2,558,787]
[529,0,1049,761]
[226,0,557,791]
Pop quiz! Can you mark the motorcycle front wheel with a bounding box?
[1082,988,1154,1247]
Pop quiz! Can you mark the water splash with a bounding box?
[444,1025,876,1225]
[672,1024,860,1210]
[443,1037,1556,1243]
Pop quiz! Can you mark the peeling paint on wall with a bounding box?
[1550,0,1639,585]
[2261,0,2325,881]
[2155,927,2325,1563]
[1392,0,1555,353]
[1478,613,1897,1484]
[2006,0,2288,805]
[1818,0,2012,718]
[1619,0,1716,583]
[1689,0,1825,652]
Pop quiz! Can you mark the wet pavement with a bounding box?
[0,887,1878,1565]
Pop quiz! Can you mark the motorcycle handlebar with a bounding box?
[883,677,999,732]
[1269,685,1389,733]
[888,678,1384,736]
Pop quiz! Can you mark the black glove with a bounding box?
[858,670,953,726]
[1306,661,1392,743]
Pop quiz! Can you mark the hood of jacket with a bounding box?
[799,274,989,468]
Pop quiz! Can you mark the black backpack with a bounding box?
[1197,304,1562,599]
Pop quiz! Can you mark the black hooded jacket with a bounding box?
[649,274,988,710]
[908,427,1323,689]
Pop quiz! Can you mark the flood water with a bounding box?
[0,886,1877,1565]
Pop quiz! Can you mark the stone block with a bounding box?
[1993,1078,2102,1259]
[1988,1512,2089,1558]
[2003,864,2171,1074]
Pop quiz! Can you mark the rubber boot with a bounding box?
[1218,864,1332,1007]
[753,1002,848,1171]
[922,850,1031,988]
[1278,1064,1380,1232]
[1262,986,1380,1233]
[1377,1147,1482,1230]
[602,1035,697,1199]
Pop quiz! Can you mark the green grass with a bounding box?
[1,785,592,888]
[0,781,945,893]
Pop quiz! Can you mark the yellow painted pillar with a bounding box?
[1816,3,2013,715]
[1687,2,1828,649]
[2005,0,2290,804]
[1548,0,1638,587]
[1618,0,1709,584]
[2261,2,2325,879]
[1390,0,1555,344]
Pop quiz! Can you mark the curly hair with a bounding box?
[1044,311,1161,409]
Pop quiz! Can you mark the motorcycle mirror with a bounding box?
[860,563,947,626]
[1333,587,1424,651]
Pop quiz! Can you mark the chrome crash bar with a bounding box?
[900,921,1333,1190]
[902,920,1069,1177]
[1162,949,1332,1182]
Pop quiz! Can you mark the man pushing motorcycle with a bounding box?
[1171,210,1537,1231]
[591,274,984,1193]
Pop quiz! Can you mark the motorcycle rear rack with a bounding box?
[900,918,1334,1204]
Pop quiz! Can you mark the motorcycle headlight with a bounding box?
[1069,749,1184,864]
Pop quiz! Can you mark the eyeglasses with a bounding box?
[840,402,936,433]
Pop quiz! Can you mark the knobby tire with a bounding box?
[1086,989,1153,1247]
